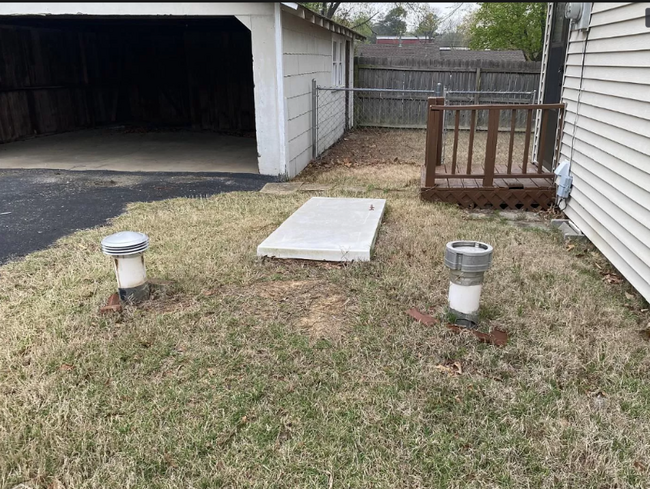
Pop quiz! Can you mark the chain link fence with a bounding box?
[314,85,439,165]
[313,82,538,167]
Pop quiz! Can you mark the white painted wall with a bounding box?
[281,10,354,177]
[559,2,650,302]
[1,2,288,176]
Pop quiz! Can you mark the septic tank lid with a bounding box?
[101,231,149,256]
[444,240,493,272]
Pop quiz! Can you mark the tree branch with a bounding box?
[351,10,381,30]
[326,2,342,19]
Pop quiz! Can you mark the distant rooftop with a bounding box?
[376,36,422,40]
[356,43,526,62]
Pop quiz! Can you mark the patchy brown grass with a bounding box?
[1,169,650,488]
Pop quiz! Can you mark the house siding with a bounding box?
[560,2,650,301]
[281,11,353,177]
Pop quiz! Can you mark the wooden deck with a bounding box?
[420,98,564,210]
[430,161,554,189]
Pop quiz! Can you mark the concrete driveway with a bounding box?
[0,169,274,264]
[0,129,260,173]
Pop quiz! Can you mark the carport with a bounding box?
[0,14,260,173]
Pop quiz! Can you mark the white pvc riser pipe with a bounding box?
[448,282,483,318]
[112,254,149,302]
[444,241,493,328]
[101,231,150,303]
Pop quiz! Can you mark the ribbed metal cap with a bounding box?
[101,231,149,256]
[444,240,493,272]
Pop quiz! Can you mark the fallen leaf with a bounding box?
[435,362,463,376]
[602,274,623,285]
[435,365,454,374]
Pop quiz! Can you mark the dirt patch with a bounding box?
[316,128,426,167]
[251,280,350,341]
[312,128,533,176]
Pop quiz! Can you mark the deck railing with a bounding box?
[423,97,565,188]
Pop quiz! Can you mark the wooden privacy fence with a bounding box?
[355,57,541,95]
[422,97,565,210]
[353,57,542,131]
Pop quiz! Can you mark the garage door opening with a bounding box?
[0,16,259,173]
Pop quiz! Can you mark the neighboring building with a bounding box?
[376,36,434,45]
[357,43,526,62]
[536,3,650,301]
[0,3,362,177]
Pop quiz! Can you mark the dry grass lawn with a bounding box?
[2,166,650,488]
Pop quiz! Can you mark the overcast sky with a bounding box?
[370,2,479,30]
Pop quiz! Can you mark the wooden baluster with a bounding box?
[466,109,477,174]
[451,110,460,174]
[507,108,516,174]
[537,109,549,173]
[522,109,532,174]
[483,109,499,187]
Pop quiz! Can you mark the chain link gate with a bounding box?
[312,82,440,160]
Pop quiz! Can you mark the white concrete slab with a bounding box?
[257,197,386,262]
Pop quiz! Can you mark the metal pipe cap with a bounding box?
[444,240,493,272]
[101,231,149,256]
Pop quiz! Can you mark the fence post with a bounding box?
[423,97,444,187]
[311,79,317,159]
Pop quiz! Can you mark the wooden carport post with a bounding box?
[423,97,445,188]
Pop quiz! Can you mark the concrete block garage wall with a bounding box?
[282,11,353,177]
[0,18,255,143]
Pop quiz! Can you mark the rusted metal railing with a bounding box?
[423,100,565,188]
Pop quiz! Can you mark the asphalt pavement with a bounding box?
[0,169,274,263]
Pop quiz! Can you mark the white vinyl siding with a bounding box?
[560,2,650,301]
